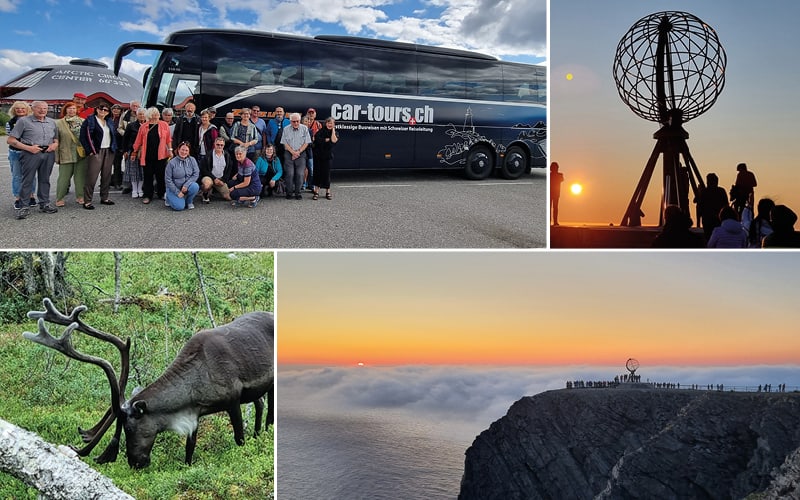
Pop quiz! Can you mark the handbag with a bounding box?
[274,179,286,196]
[67,122,86,158]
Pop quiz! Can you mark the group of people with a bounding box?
[655,163,800,248]
[6,96,339,219]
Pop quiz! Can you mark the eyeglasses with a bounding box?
[178,141,192,149]
[214,143,225,147]
[97,107,110,112]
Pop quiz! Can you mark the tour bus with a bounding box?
[114,29,546,180]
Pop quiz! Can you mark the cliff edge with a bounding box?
[459,386,800,499]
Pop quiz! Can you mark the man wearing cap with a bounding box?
[73,93,94,119]
[7,101,59,219]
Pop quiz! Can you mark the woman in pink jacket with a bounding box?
[131,107,172,204]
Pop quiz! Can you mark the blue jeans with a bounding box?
[306,157,314,188]
[166,182,199,211]
[9,149,23,198]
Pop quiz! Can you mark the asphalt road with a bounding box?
[0,142,546,249]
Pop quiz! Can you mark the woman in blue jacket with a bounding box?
[164,141,200,211]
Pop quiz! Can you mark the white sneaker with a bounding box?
[188,203,195,210]
[132,192,139,198]
[165,199,170,207]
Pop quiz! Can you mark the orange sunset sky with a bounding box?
[277,252,800,366]
[551,1,800,225]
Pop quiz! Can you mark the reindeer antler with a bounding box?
[23,298,131,463]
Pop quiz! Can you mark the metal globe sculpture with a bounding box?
[626,358,640,376]
[613,11,727,226]
[613,11,726,125]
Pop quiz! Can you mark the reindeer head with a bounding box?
[118,400,159,469]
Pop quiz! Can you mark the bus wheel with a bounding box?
[500,146,528,179]
[464,146,493,180]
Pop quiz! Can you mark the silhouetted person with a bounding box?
[762,204,800,247]
[743,197,775,248]
[731,162,757,218]
[708,206,747,248]
[550,162,564,226]
[652,204,704,248]
[696,172,728,241]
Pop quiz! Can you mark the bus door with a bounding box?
[156,73,198,111]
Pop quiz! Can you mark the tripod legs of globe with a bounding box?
[620,125,706,226]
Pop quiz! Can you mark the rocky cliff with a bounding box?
[459,386,800,500]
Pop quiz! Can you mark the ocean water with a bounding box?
[278,406,473,499]
[276,364,800,499]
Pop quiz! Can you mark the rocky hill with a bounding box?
[459,386,800,499]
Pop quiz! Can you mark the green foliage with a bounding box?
[0,110,9,133]
[0,252,70,323]
[0,251,275,499]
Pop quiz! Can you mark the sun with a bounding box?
[570,183,583,195]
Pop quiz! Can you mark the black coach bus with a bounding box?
[115,29,546,179]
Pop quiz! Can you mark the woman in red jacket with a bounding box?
[131,107,172,204]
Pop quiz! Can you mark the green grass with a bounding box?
[0,251,275,499]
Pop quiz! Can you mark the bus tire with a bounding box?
[500,145,528,179]
[464,146,493,180]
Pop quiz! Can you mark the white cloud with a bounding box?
[0,0,16,13]
[118,0,545,62]
[0,50,71,85]
[280,364,800,432]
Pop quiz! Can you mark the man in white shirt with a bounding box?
[280,113,312,200]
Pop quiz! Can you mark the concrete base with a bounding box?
[550,224,667,248]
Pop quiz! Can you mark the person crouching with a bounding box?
[228,146,262,208]
[164,141,200,211]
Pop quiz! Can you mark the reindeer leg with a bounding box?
[266,386,274,429]
[185,428,198,465]
[227,404,245,445]
[253,397,263,437]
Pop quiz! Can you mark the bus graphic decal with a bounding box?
[437,108,500,166]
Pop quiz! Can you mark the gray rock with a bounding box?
[459,387,800,500]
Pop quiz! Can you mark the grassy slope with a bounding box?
[0,251,275,499]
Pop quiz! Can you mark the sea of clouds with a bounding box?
[279,364,800,432]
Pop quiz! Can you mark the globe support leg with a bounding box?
[620,125,706,227]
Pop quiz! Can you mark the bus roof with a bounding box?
[167,29,499,60]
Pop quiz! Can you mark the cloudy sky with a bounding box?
[0,0,546,84]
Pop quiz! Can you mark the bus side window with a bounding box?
[283,69,302,88]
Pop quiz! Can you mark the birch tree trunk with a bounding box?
[0,418,133,499]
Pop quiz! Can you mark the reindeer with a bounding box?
[23,298,274,469]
